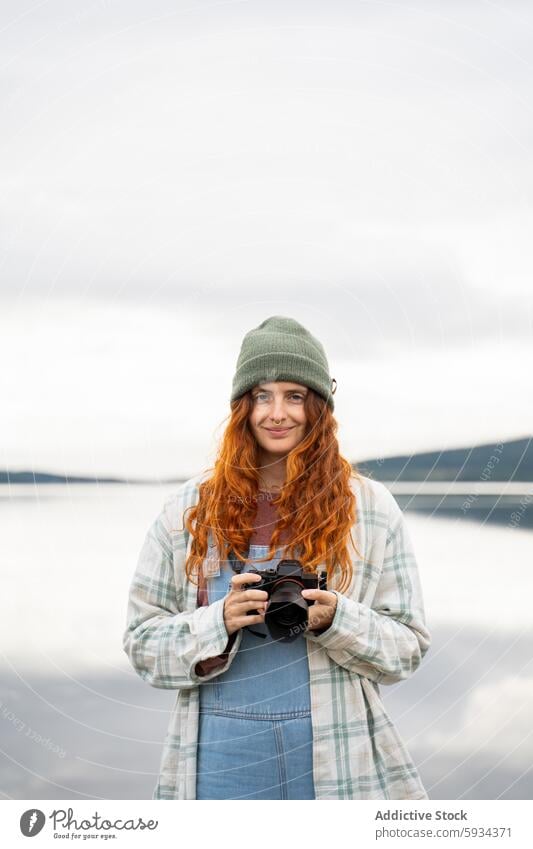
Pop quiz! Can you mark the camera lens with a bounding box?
[275,603,302,627]
[267,581,308,636]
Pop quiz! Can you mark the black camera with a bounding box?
[242,559,328,642]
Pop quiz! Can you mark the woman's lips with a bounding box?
[265,427,292,437]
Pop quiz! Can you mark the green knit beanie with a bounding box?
[231,315,336,410]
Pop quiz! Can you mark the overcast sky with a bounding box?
[1,0,532,478]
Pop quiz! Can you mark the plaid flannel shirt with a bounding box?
[122,471,431,800]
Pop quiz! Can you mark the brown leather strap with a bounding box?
[197,562,206,606]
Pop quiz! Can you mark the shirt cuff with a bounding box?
[304,590,361,651]
[189,597,242,683]
[194,631,238,678]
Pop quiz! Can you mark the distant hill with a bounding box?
[1,436,531,484]
[0,471,181,484]
[356,436,532,482]
[0,471,184,485]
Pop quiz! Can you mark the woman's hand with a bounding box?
[301,588,338,633]
[223,572,269,637]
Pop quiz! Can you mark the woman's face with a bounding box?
[248,381,309,457]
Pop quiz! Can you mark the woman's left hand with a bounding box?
[301,588,338,633]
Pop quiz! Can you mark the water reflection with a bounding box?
[1,483,532,799]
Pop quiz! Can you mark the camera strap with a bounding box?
[228,549,244,573]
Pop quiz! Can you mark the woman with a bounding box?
[122,315,431,800]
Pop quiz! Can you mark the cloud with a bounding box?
[1,0,532,341]
[424,675,533,769]
[1,1,532,474]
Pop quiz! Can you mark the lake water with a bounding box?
[1,483,532,800]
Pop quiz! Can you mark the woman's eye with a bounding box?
[253,393,305,402]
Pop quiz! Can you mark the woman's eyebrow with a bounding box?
[255,386,308,393]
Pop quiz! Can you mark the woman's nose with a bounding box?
[269,400,286,421]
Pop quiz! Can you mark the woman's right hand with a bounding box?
[223,572,269,636]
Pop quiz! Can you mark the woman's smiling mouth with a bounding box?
[264,427,293,436]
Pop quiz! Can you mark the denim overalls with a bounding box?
[196,544,316,800]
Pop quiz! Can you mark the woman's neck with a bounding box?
[257,452,286,491]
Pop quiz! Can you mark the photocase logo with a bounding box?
[18,806,159,838]
[20,809,45,837]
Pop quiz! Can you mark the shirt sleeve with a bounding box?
[304,489,431,685]
[122,504,243,689]
[194,632,239,677]
[193,562,240,677]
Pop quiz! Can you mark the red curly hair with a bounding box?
[183,387,362,594]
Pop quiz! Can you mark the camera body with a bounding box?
[242,559,328,642]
